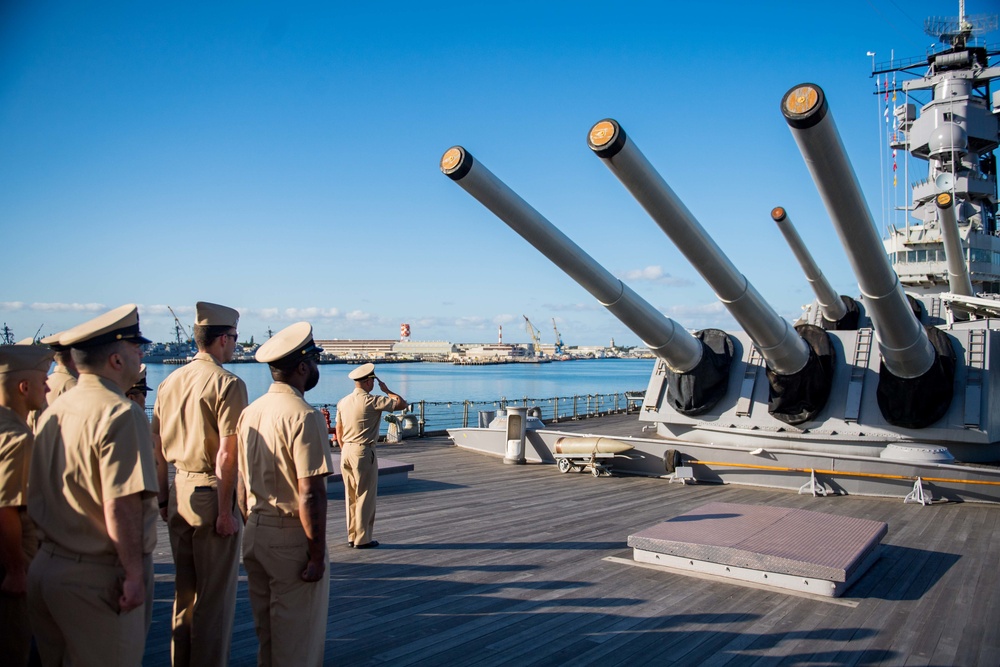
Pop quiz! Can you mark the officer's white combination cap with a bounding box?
[255,321,323,365]
[59,304,152,349]
[348,362,376,381]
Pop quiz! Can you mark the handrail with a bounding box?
[143,389,644,438]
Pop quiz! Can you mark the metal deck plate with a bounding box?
[628,502,886,596]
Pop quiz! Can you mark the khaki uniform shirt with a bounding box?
[46,367,77,400]
[151,352,248,473]
[26,366,77,432]
[336,387,395,447]
[238,383,332,518]
[0,406,37,559]
[28,374,158,556]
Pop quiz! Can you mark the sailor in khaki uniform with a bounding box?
[336,362,406,549]
[126,364,152,410]
[25,332,76,431]
[27,304,158,666]
[151,301,248,667]
[39,332,78,399]
[0,344,53,667]
[238,322,333,667]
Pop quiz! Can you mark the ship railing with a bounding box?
[144,389,643,439]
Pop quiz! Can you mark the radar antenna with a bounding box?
[924,1,997,48]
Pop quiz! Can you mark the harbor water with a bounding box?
[143,358,655,433]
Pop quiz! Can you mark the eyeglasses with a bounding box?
[224,333,238,342]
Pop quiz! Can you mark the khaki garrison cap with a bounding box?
[195,302,239,328]
[348,362,376,381]
[39,331,71,352]
[255,322,323,365]
[59,304,153,349]
[0,344,55,374]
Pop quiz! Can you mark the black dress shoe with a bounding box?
[354,540,380,549]
[347,542,354,547]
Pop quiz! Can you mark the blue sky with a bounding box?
[0,1,979,346]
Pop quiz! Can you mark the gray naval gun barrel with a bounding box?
[936,192,975,298]
[781,83,956,429]
[441,146,732,415]
[770,206,859,330]
[588,120,833,425]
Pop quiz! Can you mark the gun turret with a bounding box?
[441,146,732,415]
[770,206,858,330]
[781,83,956,428]
[588,120,833,425]
[937,192,975,298]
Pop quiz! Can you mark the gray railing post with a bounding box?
[573,395,579,420]
[553,397,559,422]
[418,400,425,437]
[463,401,470,428]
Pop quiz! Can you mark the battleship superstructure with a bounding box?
[866,6,1000,315]
[443,4,1000,503]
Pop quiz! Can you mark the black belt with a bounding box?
[249,514,301,528]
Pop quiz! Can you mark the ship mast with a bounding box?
[871,1,999,297]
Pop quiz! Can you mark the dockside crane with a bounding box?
[523,315,544,357]
[551,318,564,355]
[167,306,193,345]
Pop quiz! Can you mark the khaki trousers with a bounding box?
[28,546,153,667]
[341,443,378,544]
[243,514,329,667]
[168,470,242,667]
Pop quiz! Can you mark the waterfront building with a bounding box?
[392,340,457,357]
[314,339,397,358]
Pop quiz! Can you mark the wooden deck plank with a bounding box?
[135,414,1000,665]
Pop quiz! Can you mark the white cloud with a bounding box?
[345,310,379,323]
[492,313,518,326]
[0,302,108,314]
[454,316,488,328]
[617,265,692,287]
[543,301,600,312]
[667,301,726,317]
[283,307,342,320]
[143,304,194,316]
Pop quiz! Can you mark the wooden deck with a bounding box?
[143,414,1000,666]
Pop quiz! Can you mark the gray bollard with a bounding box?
[504,406,528,464]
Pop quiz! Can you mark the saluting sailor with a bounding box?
[336,362,406,549]
[0,343,53,667]
[27,304,158,666]
[238,321,333,667]
[151,301,248,667]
